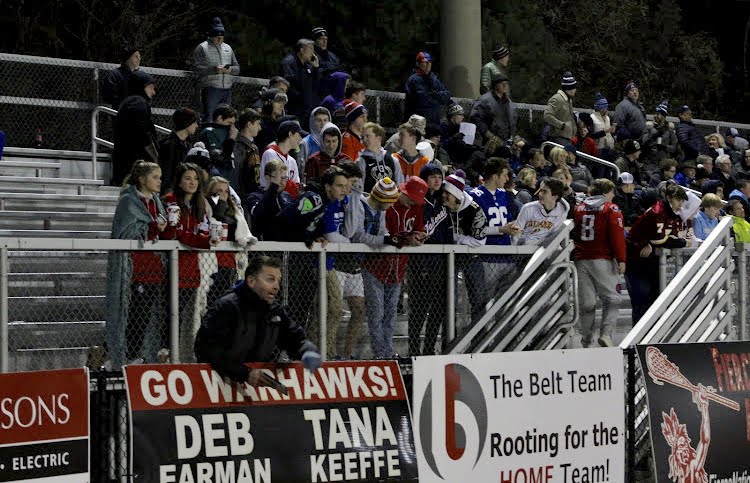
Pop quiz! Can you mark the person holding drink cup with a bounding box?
[205,176,257,308]
[162,163,216,361]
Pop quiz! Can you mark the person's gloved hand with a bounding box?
[302,351,322,371]
[384,235,406,248]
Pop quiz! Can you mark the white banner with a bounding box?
[413,349,625,483]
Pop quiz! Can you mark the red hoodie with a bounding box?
[362,200,424,284]
[161,193,211,288]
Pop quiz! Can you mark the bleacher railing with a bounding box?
[618,216,737,478]
[2,52,750,176]
[0,237,569,373]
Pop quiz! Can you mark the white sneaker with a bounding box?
[598,335,614,347]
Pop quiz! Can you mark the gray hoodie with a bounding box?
[298,106,332,175]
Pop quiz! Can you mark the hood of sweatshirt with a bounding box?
[308,106,332,147]
[319,121,342,157]
[456,191,474,212]
[328,72,350,102]
[583,195,608,210]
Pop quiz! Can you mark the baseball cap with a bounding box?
[399,177,428,205]
[619,172,634,185]
[278,120,308,139]
[416,51,432,63]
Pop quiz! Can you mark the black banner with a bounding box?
[637,342,750,483]
[125,362,418,483]
[0,439,89,482]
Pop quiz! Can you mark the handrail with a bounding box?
[91,106,171,182]
[619,216,734,348]
[541,141,621,180]
[449,221,574,354]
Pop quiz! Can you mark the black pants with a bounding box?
[408,260,447,355]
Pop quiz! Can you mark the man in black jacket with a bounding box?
[111,70,158,186]
[101,46,141,110]
[195,255,321,386]
[281,39,321,126]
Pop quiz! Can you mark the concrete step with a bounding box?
[0,176,119,195]
[8,273,107,297]
[0,210,114,231]
[8,320,105,350]
[0,228,111,238]
[0,159,62,178]
[0,192,118,212]
[8,295,105,322]
[8,254,108,274]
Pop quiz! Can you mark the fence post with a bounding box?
[738,247,748,340]
[90,108,98,181]
[375,95,382,125]
[626,348,636,482]
[658,250,668,292]
[0,247,8,373]
[446,252,456,343]
[169,248,180,362]
[318,250,328,360]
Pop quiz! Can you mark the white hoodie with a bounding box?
[514,198,570,245]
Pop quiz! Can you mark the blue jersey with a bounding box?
[470,186,514,246]
[321,196,348,270]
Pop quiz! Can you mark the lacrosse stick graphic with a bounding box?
[645,346,739,411]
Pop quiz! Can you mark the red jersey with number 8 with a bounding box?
[573,197,626,262]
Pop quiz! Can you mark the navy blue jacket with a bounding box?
[405,71,451,125]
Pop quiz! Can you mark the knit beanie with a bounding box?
[209,17,225,37]
[593,92,608,111]
[443,174,466,201]
[656,101,669,116]
[370,177,400,203]
[624,81,637,94]
[344,102,367,124]
[561,71,577,90]
[186,142,210,170]
[172,108,198,131]
[492,44,510,61]
[312,27,327,40]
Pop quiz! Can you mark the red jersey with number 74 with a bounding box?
[573,197,626,262]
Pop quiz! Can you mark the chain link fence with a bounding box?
[1,52,748,156]
[2,240,551,371]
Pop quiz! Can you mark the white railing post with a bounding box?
[659,250,669,292]
[169,248,180,362]
[738,246,748,340]
[90,108,99,181]
[318,251,327,360]
[446,252,456,344]
[0,247,8,373]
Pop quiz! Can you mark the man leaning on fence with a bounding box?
[195,255,322,387]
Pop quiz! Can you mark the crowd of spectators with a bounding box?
[103,20,750,363]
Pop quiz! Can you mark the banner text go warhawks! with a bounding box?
[124,361,418,483]
[412,349,625,483]
[0,368,90,483]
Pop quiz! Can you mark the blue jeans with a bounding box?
[201,87,232,123]
[625,262,660,325]
[362,269,401,358]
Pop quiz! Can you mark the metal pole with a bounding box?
[738,249,748,340]
[375,95,381,125]
[169,249,180,362]
[90,108,98,181]
[627,348,636,482]
[446,252,456,343]
[658,250,668,292]
[0,247,8,373]
[318,251,328,360]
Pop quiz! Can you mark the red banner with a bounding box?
[0,368,89,482]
